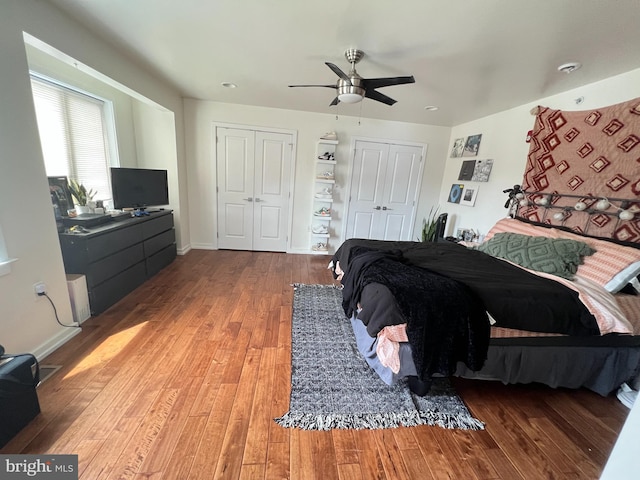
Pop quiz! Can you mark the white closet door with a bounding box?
[216,127,293,251]
[217,127,255,250]
[346,140,424,241]
[252,131,292,251]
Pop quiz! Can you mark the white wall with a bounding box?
[0,0,186,357]
[132,102,184,250]
[441,68,640,239]
[183,100,451,253]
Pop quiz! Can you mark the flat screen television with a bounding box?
[110,167,169,210]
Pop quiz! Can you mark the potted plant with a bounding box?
[421,205,440,242]
[68,180,96,214]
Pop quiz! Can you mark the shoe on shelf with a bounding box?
[312,224,329,234]
[317,152,335,161]
[312,242,328,252]
[316,171,334,180]
[320,131,337,140]
[313,207,331,217]
[315,187,333,199]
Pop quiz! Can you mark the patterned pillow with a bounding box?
[477,232,596,279]
[485,218,640,292]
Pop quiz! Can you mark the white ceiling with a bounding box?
[47,0,640,127]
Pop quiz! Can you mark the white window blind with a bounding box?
[30,75,115,203]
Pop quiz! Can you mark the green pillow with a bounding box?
[477,232,596,279]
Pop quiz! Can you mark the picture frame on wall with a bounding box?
[462,134,482,157]
[471,159,494,182]
[460,185,479,207]
[450,137,465,158]
[48,176,73,217]
[448,183,464,204]
[458,160,476,181]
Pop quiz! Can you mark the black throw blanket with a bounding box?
[341,247,490,381]
[334,239,600,336]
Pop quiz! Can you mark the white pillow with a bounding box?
[606,261,640,292]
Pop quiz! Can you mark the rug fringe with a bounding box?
[274,410,484,431]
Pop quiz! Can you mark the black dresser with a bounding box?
[58,210,176,315]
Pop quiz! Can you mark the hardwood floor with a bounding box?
[1,250,630,479]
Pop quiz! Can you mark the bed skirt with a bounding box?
[454,343,640,396]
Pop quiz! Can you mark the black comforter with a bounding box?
[340,247,490,381]
[333,239,600,337]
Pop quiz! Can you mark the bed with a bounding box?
[330,215,640,396]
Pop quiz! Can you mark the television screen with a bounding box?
[110,167,169,210]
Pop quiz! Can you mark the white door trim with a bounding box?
[343,136,427,242]
[212,122,297,251]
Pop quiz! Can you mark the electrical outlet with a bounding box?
[34,282,46,295]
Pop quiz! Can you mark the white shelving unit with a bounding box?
[311,139,338,254]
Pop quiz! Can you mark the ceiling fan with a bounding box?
[289,48,415,106]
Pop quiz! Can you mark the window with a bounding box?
[30,73,118,204]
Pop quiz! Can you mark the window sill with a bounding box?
[0,258,18,277]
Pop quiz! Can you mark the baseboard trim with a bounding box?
[177,244,192,255]
[32,327,82,362]
[190,243,217,250]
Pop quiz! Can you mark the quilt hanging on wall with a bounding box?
[521,96,640,242]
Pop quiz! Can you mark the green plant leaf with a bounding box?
[421,205,440,242]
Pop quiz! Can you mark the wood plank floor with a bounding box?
[1,249,630,479]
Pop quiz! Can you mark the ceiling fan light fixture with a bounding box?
[337,80,365,104]
[221,82,237,88]
[338,93,363,104]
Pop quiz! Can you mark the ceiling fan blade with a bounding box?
[329,97,340,106]
[363,76,415,90]
[325,62,352,84]
[364,89,396,106]
[288,84,336,88]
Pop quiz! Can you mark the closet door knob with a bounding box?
[243,197,254,202]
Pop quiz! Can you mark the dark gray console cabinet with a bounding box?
[58,210,176,315]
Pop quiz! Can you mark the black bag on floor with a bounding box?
[0,351,41,448]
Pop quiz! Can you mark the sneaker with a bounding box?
[320,131,337,140]
[312,242,328,251]
[316,171,334,180]
[318,152,335,161]
[312,224,328,234]
[315,187,333,199]
[313,207,331,217]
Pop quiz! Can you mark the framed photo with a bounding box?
[448,183,464,204]
[48,176,73,216]
[450,137,465,158]
[458,160,476,181]
[471,159,494,182]
[460,185,479,207]
[462,134,482,157]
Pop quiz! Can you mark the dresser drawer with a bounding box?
[87,224,143,262]
[86,243,145,288]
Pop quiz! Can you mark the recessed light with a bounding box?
[424,105,439,111]
[221,82,237,88]
[557,62,582,74]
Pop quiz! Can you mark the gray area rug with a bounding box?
[275,284,484,431]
